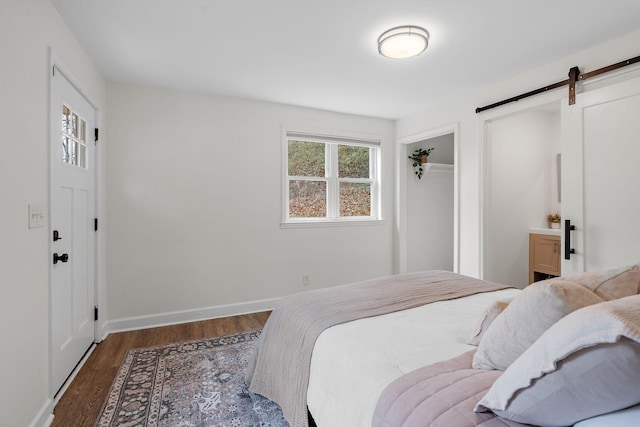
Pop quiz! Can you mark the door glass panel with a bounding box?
[69,138,76,165]
[62,106,71,134]
[62,137,70,163]
[71,113,78,138]
[78,118,86,142]
[76,144,86,168]
[61,104,88,169]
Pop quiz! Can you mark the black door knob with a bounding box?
[53,253,69,264]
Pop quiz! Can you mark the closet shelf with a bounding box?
[423,163,454,173]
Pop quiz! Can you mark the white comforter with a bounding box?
[307,288,521,427]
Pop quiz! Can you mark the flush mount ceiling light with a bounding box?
[377,25,429,59]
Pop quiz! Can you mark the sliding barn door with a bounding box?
[561,75,640,276]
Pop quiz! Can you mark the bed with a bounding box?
[246,268,640,427]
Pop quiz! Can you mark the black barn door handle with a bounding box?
[564,219,576,260]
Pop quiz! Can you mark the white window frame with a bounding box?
[282,127,382,227]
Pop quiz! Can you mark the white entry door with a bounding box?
[50,67,96,395]
[561,75,640,276]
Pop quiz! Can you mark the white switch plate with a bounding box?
[29,204,46,229]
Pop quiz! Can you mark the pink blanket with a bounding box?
[373,351,531,427]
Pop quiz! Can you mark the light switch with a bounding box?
[29,204,46,229]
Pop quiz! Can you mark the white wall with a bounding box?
[406,135,454,272]
[105,84,395,325]
[485,110,560,287]
[396,28,640,279]
[0,0,106,426]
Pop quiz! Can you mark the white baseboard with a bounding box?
[29,399,54,427]
[105,297,280,334]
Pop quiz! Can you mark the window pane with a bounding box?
[76,143,87,168]
[62,137,70,163]
[69,139,77,165]
[338,145,369,178]
[340,182,371,217]
[62,106,71,134]
[78,118,86,142]
[72,113,79,138]
[60,105,89,169]
[288,140,325,177]
[289,180,327,218]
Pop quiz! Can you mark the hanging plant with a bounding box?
[408,147,435,179]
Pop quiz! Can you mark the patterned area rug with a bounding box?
[95,330,289,427]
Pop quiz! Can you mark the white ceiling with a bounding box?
[52,0,640,119]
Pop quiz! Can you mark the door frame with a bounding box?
[477,90,564,281]
[396,122,460,274]
[48,49,102,398]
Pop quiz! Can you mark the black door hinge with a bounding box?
[94,306,99,321]
[94,128,99,143]
[94,218,98,231]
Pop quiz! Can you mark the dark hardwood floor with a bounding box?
[51,311,271,427]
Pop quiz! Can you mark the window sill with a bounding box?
[280,218,386,229]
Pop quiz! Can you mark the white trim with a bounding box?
[281,218,386,229]
[49,50,99,109]
[105,297,280,334]
[282,125,383,225]
[396,123,460,275]
[284,125,382,145]
[28,399,54,427]
[477,90,565,281]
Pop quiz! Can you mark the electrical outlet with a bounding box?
[302,274,311,286]
[28,204,46,229]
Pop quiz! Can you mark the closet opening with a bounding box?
[397,123,459,275]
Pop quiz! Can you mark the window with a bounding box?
[61,104,88,168]
[284,130,381,224]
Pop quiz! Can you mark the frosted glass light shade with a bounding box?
[378,25,429,59]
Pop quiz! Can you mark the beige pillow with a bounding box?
[475,295,640,426]
[466,300,511,346]
[472,280,603,370]
[564,263,640,300]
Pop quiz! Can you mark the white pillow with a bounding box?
[472,280,603,370]
[466,299,510,346]
[564,263,640,300]
[475,294,640,426]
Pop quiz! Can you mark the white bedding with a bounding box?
[307,287,521,427]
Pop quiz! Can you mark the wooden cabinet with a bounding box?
[529,233,561,284]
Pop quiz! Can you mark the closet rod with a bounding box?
[475,54,640,113]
